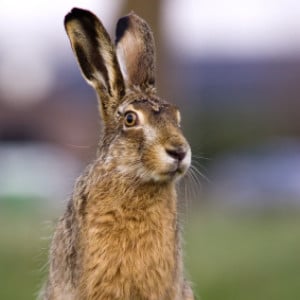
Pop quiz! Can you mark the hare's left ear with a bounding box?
[64,8,125,121]
[115,13,156,89]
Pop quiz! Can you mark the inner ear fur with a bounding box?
[116,13,156,89]
[64,8,125,120]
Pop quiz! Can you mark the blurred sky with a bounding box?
[0,0,300,104]
[164,0,300,58]
[0,0,121,104]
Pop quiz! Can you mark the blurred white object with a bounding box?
[208,138,300,207]
[0,0,123,105]
[0,143,83,206]
[164,0,300,58]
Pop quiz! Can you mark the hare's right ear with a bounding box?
[64,8,125,121]
[115,13,156,89]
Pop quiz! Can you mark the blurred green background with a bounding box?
[1,0,300,299]
[1,201,300,300]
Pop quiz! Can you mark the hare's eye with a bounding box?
[124,111,138,127]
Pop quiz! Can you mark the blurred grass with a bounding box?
[1,198,300,300]
[185,209,300,300]
[0,197,51,300]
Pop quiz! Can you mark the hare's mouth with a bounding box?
[161,161,189,180]
[139,145,191,182]
[155,147,191,181]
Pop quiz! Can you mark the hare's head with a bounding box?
[64,8,191,183]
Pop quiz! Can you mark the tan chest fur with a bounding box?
[78,180,180,300]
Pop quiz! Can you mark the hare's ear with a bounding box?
[64,8,125,120]
[115,13,156,88]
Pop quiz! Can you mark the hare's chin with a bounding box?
[152,163,189,182]
[152,169,187,182]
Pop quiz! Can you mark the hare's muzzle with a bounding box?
[166,145,187,162]
[163,142,191,177]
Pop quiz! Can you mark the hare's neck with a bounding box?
[87,173,177,211]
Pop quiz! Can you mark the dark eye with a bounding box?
[124,111,138,127]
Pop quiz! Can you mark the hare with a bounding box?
[40,7,194,300]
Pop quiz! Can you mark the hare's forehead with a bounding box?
[118,99,181,121]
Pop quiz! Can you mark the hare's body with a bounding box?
[47,174,182,299]
[41,8,194,300]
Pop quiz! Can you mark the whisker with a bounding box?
[187,168,201,201]
[190,163,210,184]
[178,160,207,220]
[192,154,211,161]
[65,143,94,149]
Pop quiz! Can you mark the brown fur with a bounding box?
[40,8,194,300]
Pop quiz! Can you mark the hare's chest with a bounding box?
[82,208,178,299]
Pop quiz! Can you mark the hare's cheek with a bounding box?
[157,147,178,170]
[142,145,176,173]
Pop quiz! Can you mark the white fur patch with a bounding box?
[91,71,108,89]
[182,147,192,170]
[116,46,128,82]
[143,124,157,142]
[176,110,181,125]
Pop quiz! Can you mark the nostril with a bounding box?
[166,147,186,162]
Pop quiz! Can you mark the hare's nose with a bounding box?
[166,146,187,162]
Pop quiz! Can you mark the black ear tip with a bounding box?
[116,16,130,44]
[64,7,95,26]
[115,13,151,44]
